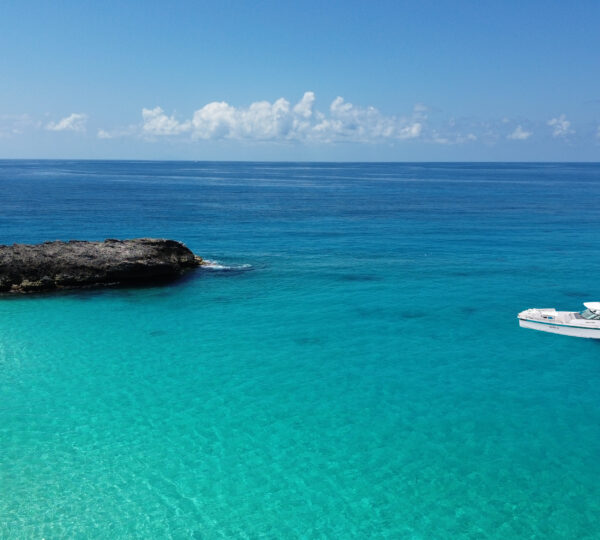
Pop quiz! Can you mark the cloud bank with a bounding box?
[138,92,422,143]
[1,95,594,151]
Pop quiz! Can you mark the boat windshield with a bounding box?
[581,308,600,320]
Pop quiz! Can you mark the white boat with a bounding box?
[517,302,600,339]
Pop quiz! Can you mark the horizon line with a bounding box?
[1,158,600,165]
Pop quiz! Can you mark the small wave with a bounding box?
[202,259,229,270]
[201,259,252,271]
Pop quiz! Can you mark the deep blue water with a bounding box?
[1,161,600,538]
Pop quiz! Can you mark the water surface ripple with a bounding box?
[1,161,600,538]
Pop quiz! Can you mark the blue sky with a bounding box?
[1,0,599,160]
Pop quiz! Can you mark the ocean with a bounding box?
[1,161,600,538]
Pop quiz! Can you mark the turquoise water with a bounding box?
[2,161,600,538]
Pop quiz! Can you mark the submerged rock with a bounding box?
[0,238,203,293]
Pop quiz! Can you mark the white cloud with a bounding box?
[548,114,574,137]
[507,125,532,140]
[140,92,423,143]
[293,91,316,118]
[240,98,294,139]
[319,96,409,142]
[141,107,190,136]
[191,97,295,140]
[191,102,236,139]
[46,113,87,132]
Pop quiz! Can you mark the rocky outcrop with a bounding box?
[0,238,203,293]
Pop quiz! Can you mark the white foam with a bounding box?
[202,259,229,270]
[201,260,251,271]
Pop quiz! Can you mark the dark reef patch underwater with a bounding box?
[1,161,600,538]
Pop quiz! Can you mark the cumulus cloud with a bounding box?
[318,96,410,141]
[46,113,87,132]
[192,102,237,139]
[548,114,574,137]
[191,98,295,140]
[142,107,191,136]
[293,91,316,118]
[139,92,422,143]
[507,125,532,140]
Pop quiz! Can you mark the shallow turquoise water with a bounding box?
[2,161,600,538]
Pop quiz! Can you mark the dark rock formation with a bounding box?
[0,238,203,293]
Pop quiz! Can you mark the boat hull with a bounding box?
[519,318,600,339]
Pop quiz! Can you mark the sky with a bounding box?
[1,0,599,161]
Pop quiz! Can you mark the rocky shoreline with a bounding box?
[0,238,203,294]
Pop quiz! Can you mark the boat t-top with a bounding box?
[517,302,600,339]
